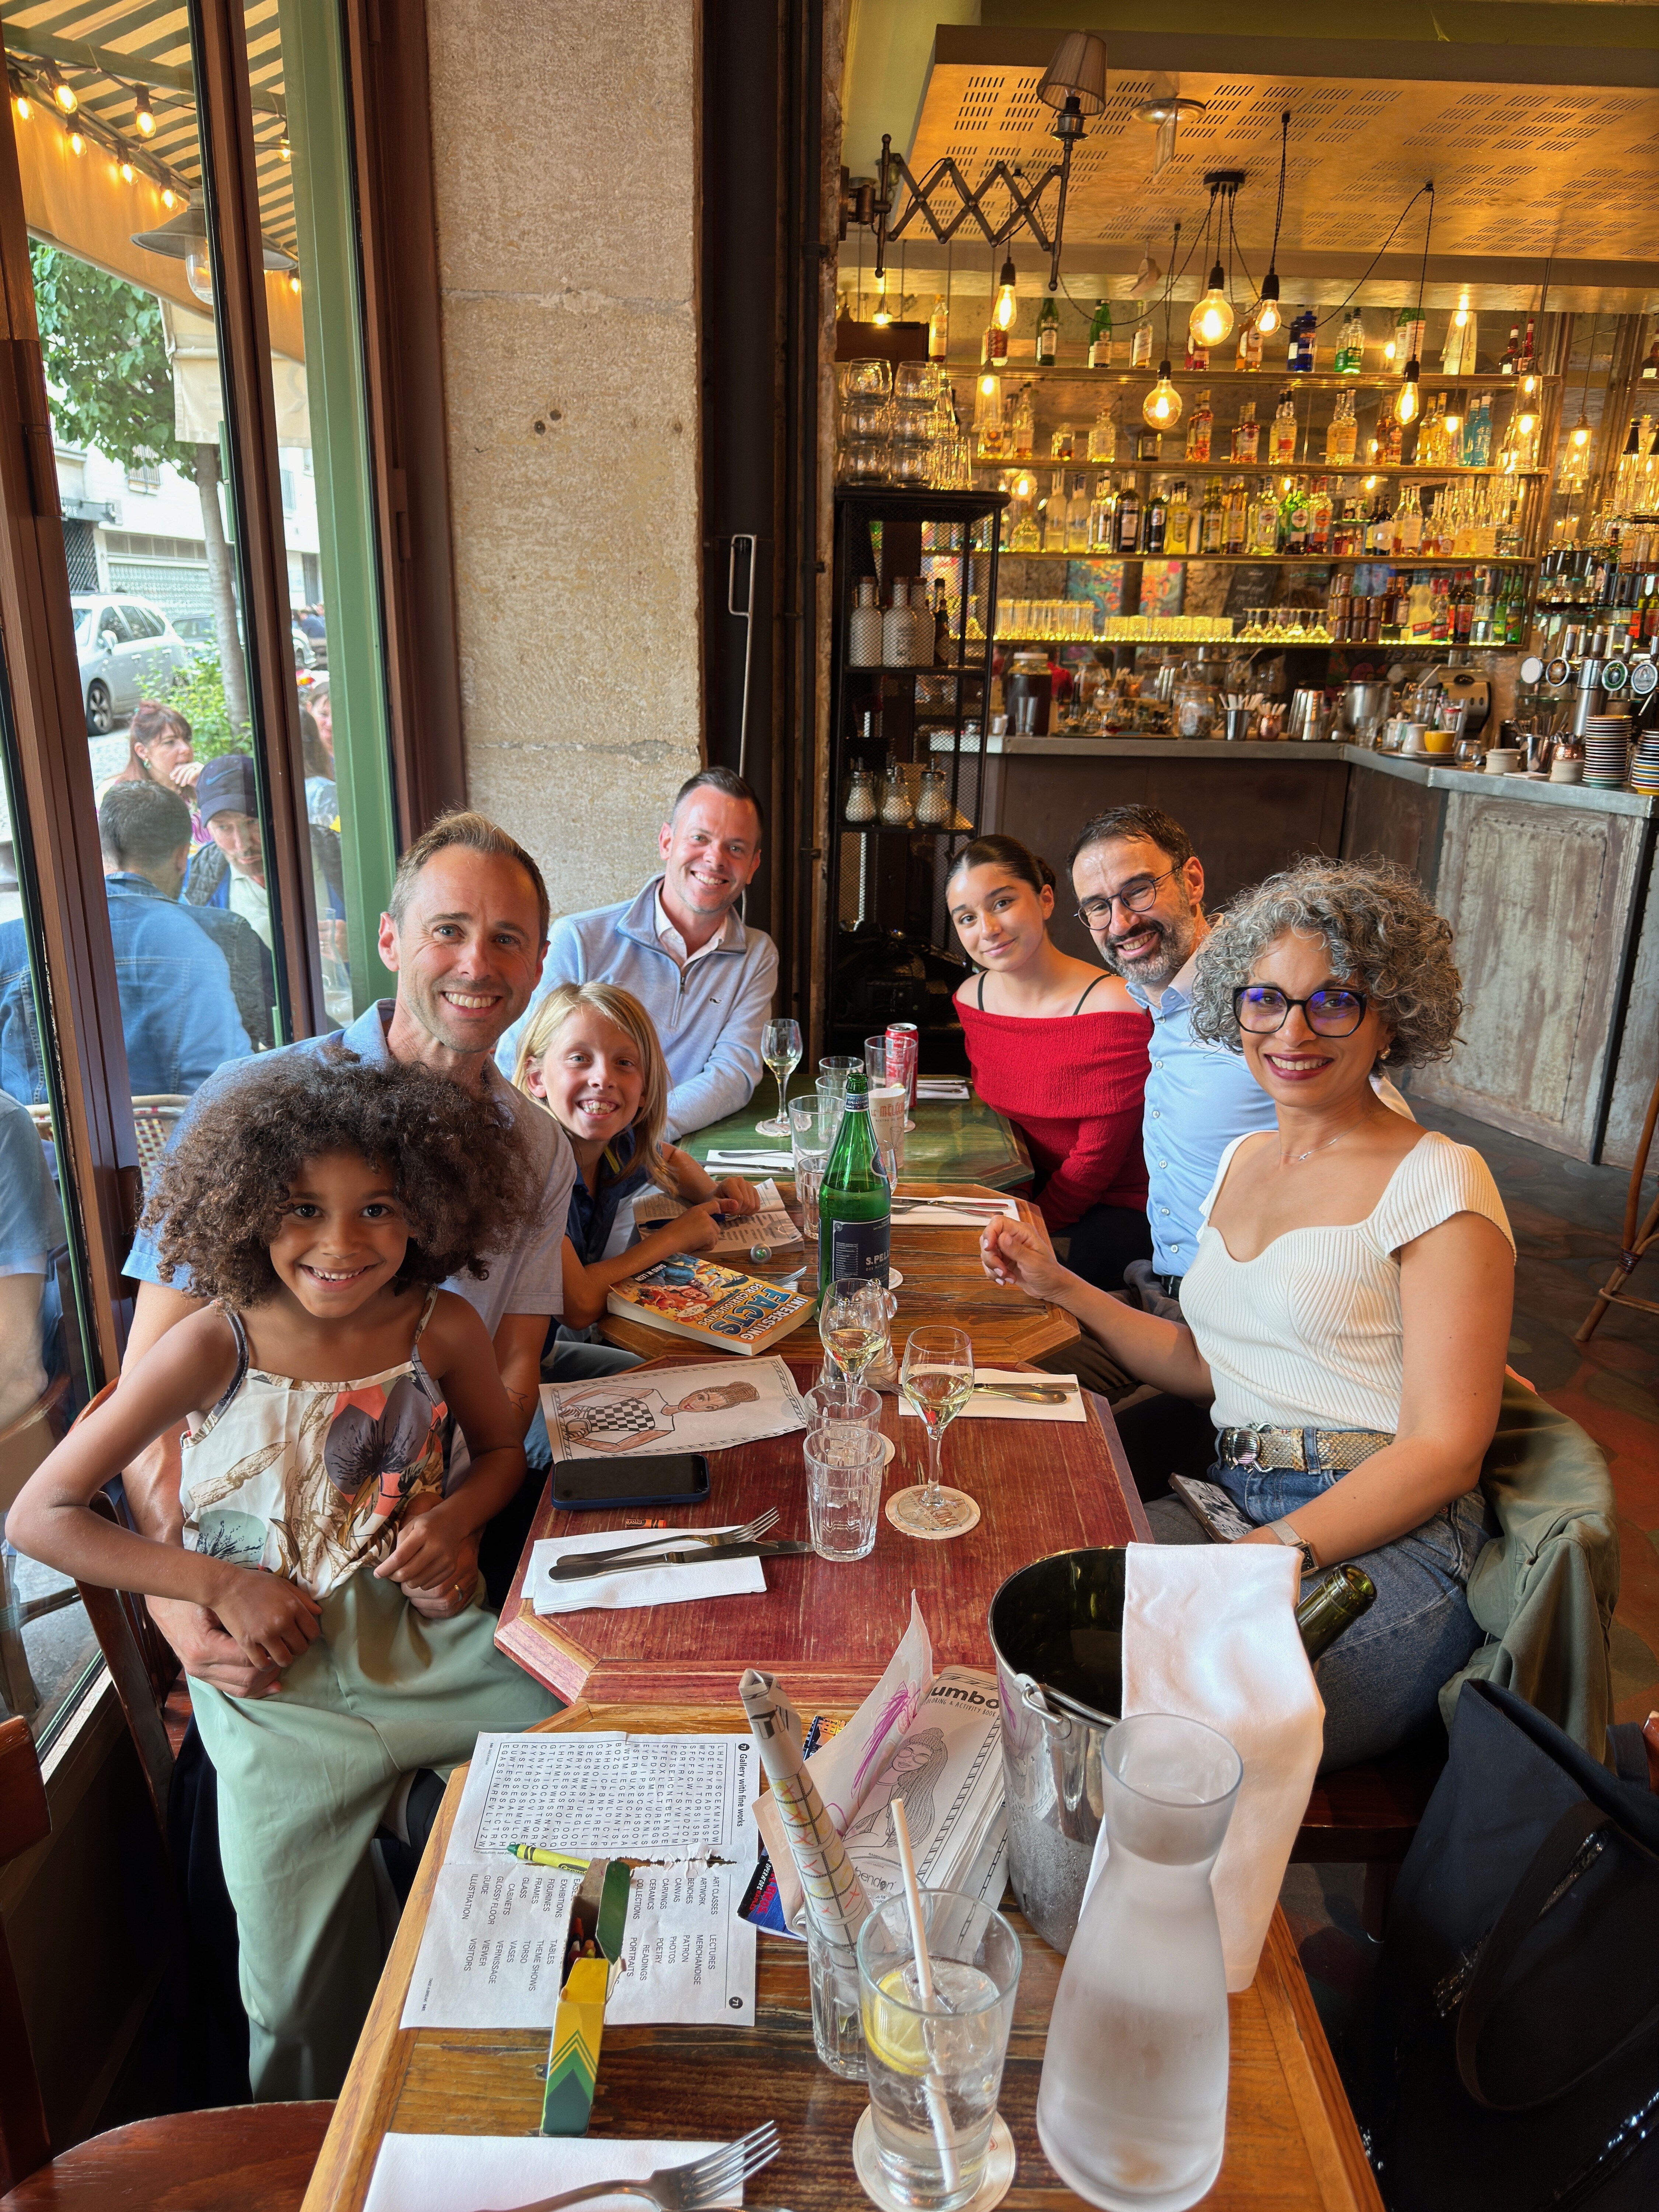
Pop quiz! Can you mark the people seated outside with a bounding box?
[0,1086,55,1434]
[947,835,1151,1290]
[510,980,762,1378]
[10,1049,559,2099]
[496,765,777,1139]
[981,857,1519,1773]
[0,799,251,1105]
[94,698,202,814]
[1068,804,1411,1464]
[99,783,275,1053]
[185,752,272,952]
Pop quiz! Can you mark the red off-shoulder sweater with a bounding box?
[958,983,1152,1231]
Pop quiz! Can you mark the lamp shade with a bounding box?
[131,189,296,275]
[1036,31,1107,117]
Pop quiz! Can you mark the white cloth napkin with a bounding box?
[529,1523,767,1615]
[915,1078,970,1100]
[1113,1542,1324,1990]
[897,1367,1086,1423]
[364,2133,736,2212]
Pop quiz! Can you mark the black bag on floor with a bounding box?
[1356,1680,1659,2212]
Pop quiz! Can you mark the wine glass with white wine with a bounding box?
[756,1017,803,1137]
[818,1275,889,1406]
[893,1326,977,1537]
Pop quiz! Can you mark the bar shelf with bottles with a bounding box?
[827,486,1008,1054]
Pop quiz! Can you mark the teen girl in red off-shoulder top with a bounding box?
[949,835,1152,1290]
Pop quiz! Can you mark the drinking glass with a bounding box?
[804,1426,884,1561]
[892,1327,976,1537]
[820,1275,891,1401]
[818,1054,863,1096]
[756,1016,802,1137]
[789,1094,839,1243]
[805,1379,883,1436]
[867,1084,908,1187]
[857,1892,1022,2211]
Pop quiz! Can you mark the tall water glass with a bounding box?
[789,1094,840,1242]
[857,1892,1022,2210]
[867,1084,908,1187]
[818,1055,864,1097]
[804,1425,884,1561]
[1036,1714,1242,2211]
[805,1380,882,1436]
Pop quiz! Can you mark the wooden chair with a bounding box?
[1293,1721,1448,1935]
[0,1716,332,2209]
[1578,1067,1659,1342]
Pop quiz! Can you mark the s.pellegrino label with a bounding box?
[818,1071,890,1295]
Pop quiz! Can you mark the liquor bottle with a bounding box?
[1087,398,1118,463]
[1011,383,1035,460]
[1010,499,1041,553]
[1504,574,1526,646]
[1396,488,1425,556]
[1132,321,1153,368]
[932,579,953,664]
[1164,481,1192,555]
[1471,565,1493,644]
[1087,299,1113,368]
[1282,478,1311,556]
[982,318,1009,367]
[1500,324,1520,375]
[1307,477,1333,556]
[1430,575,1450,641]
[1236,315,1262,371]
[1383,412,1403,466]
[1186,331,1210,372]
[1233,398,1260,464]
[1250,484,1282,555]
[1270,387,1298,466]
[1224,477,1248,554]
[1044,480,1070,551]
[1146,481,1168,555]
[1051,423,1075,460]
[819,1071,891,1293]
[1068,477,1091,553]
[1520,319,1537,375]
[928,295,950,361]
[1200,476,1225,553]
[1290,310,1316,373]
[1186,390,1213,463]
[1453,577,1474,645]
[1090,476,1118,551]
[1037,295,1061,366]
[1396,302,1425,366]
[1116,479,1142,553]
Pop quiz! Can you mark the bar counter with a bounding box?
[982,736,1659,1169]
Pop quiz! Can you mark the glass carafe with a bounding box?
[1036,1714,1242,2212]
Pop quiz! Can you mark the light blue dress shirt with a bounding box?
[1126,966,1277,1278]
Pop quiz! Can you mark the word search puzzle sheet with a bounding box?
[402,1733,759,2032]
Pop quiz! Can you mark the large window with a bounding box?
[0,0,403,1741]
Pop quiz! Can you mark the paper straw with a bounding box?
[738,1667,870,1946]
[891,1798,963,2197]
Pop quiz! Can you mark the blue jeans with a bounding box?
[1214,1443,1490,1773]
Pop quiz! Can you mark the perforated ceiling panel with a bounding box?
[904,62,1659,267]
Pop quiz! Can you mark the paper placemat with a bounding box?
[531,1523,768,1613]
[365,2134,737,2212]
[897,1367,1087,1423]
[539,1353,809,1462]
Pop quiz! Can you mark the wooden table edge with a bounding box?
[301,1700,1382,2212]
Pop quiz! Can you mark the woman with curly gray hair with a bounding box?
[982,857,1518,1771]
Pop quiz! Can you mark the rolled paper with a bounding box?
[739,1665,871,1945]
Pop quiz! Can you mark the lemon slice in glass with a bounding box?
[862,1968,931,2077]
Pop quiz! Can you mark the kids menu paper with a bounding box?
[401,1732,759,2031]
[538,1352,810,1463]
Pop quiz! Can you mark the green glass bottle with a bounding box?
[818,1071,891,1295]
[1293,1564,1378,1662]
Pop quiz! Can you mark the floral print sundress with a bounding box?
[180,1291,447,1600]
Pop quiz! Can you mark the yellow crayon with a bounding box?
[508,1843,591,1871]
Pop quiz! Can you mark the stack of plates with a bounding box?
[1631,731,1659,797]
[1583,715,1632,790]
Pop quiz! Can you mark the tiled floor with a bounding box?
[1282,1095,1659,2065]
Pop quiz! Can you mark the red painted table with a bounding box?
[495,1354,1149,1707]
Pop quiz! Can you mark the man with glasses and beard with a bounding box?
[1065,805,1409,1492]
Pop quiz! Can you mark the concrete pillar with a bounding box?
[425,0,702,917]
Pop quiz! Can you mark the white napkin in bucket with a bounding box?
[1102,1541,1324,1990]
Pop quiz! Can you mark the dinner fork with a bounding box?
[972,1382,1078,1403]
[561,1509,779,1573]
[475,2121,781,2211]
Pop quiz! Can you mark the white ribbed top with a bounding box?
[1180,1130,1515,1434]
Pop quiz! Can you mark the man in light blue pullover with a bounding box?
[496,765,778,1137]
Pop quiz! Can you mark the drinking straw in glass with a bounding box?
[893,1326,976,1537]
[756,1017,802,1137]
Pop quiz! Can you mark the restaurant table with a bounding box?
[497,1352,1144,1707]
[681,1088,1033,1189]
[302,1698,1385,2212]
[599,1181,1076,1366]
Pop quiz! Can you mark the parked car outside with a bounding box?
[174,608,322,673]
[73,596,196,734]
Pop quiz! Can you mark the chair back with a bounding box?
[0,1715,53,2189]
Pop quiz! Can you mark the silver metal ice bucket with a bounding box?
[987,1548,1126,1953]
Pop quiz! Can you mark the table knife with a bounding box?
[548,1539,811,1583]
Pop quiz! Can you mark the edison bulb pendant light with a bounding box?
[1570,412,1591,450]
[1190,263,1234,349]
[1143,362,1183,429]
[1395,358,1422,426]
[994,255,1018,332]
[185,240,214,306]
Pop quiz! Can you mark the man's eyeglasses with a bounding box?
[1234,985,1369,1038]
[1074,868,1177,930]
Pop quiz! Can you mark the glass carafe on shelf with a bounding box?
[1088,398,1119,463]
[1036,1714,1242,2212]
[1011,383,1036,459]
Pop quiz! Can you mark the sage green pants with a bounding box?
[187,1567,558,2100]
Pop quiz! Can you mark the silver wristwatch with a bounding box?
[1268,1517,1318,1576]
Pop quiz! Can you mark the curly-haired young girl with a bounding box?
[10,1047,558,2097]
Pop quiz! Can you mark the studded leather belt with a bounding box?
[1215,1425,1394,1474]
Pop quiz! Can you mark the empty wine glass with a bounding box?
[893,1326,978,1538]
[757,1017,802,1137]
[818,1275,890,1406]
